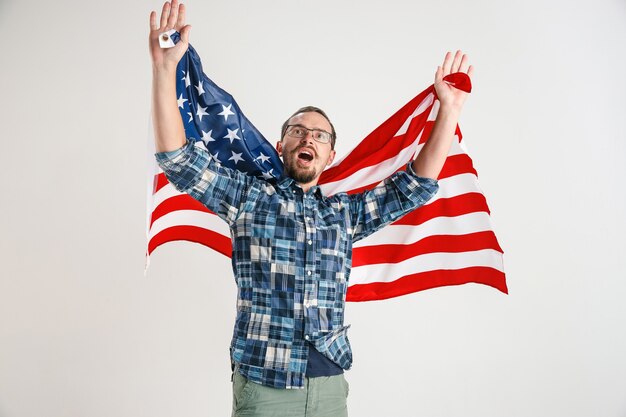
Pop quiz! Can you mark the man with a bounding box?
[148,1,473,416]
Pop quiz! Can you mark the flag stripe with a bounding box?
[352,231,501,266]
[393,192,491,226]
[148,225,232,257]
[149,210,230,241]
[151,193,211,227]
[355,212,496,246]
[154,169,170,194]
[346,267,507,302]
[348,249,504,285]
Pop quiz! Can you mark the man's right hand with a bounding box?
[149,0,192,73]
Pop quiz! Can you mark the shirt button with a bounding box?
[304,301,311,308]
[305,335,310,341]
[307,270,312,276]
[307,240,312,245]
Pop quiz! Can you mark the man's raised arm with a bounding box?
[412,50,475,180]
[148,0,192,153]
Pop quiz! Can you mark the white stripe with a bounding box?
[354,211,494,247]
[152,182,185,208]
[348,249,504,286]
[427,99,440,122]
[425,172,481,205]
[148,210,230,241]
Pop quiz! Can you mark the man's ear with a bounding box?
[326,149,336,167]
[276,141,283,157]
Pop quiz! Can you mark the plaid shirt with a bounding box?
[155,139,438,389]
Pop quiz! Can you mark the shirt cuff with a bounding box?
[154,139,192,165]
[405,161,439,187]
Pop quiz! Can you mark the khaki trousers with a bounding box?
[231,367,349,417]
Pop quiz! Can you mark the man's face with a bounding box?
[276,112,336,188]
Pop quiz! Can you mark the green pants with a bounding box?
[231,367,349,417]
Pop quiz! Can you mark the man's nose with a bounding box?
[300,131,315,144]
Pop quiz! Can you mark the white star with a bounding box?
[195,81,205,95]
[218,104,235,121]
[255,153,271,164]
[182,71,191,88]
[210,152,220,163]
[261,169,274,180]
[195,105,209,121]
[177,94,188,109]
[187,112,193,122]
[223,128,241,143]
[201,129,215,144]
[229,151,244,165]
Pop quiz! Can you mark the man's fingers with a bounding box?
[176,3,186,28]
[458,54,470,74]
[159,1,170,29]
[167,0,179,29]
[467,65,475,79]
[435,65,443,83]
[180,24,192,44]
[441,51,453,75]
[149,11,158,31]
[450,50,463,73]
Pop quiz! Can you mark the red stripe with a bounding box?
[418,119,434,145]
[352,231,503,267]
[150,194,212,226]
[346,266,508,302]
[437,153,477,180]
[154,172,169,193]
[395,192,491,226]
[148,225,232,257]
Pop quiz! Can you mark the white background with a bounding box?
[1,0,625,416]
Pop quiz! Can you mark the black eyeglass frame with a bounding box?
[284,124,333,144]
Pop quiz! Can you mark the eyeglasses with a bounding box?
[285,124,333,144]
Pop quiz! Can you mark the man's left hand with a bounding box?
[434,50,474,112]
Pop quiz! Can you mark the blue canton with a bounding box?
[155,139,438,389]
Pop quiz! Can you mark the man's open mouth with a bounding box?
[297,149,315,163]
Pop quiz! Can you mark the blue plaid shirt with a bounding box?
[155,139,438,389]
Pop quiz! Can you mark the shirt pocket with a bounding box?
[317,223,347,284]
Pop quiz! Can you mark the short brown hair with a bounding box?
[280,106,337,149]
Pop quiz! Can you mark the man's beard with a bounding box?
[283,152,317,184]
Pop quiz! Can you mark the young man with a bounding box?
[149,1,473,416]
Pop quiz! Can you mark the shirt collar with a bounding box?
[277,176,324,198]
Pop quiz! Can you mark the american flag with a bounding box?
[146,35,507,300]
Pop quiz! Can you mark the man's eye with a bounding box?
[292,128,305,136]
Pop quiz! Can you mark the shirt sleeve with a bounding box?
[347,162,439,242]
[154,139,257,225]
